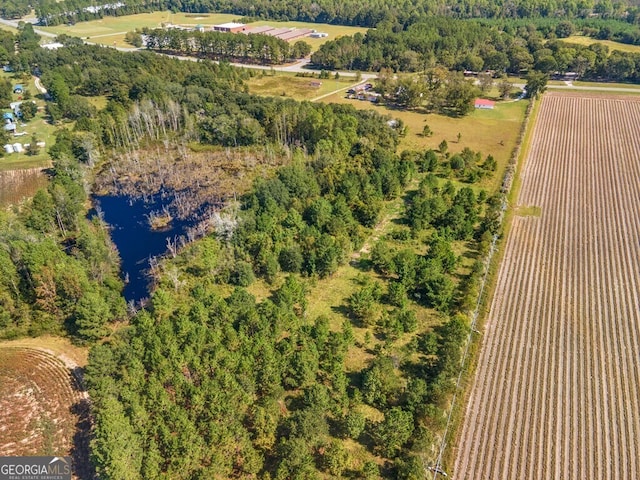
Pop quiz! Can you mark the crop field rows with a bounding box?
[0,347,89,476]
[454,92,640,479]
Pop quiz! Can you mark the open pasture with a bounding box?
[246,72,357,100]
[562,34,640,54]
[40,11,367,50]
[319,92,528,191]
[454,92,640,479]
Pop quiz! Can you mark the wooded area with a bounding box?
[0,24,507,476]
[22,0,640,28]
[311,17,640,82]
[0,0,638,475]
[143,28,312,64]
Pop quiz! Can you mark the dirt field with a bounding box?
[454,92,640,479]
[0,341,91,478]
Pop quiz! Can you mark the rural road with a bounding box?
[513,82,640,93]
[0,16,373,78]
[0,16,637,91]
[0,17,56,37]
[157,53,376,79]
[33,76,46,94]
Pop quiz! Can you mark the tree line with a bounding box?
[27,0,640,28]
[0,148,126,341]
[143,28,312,64]
[311,17,640,82]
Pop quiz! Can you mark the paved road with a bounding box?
[0,17,56,37]
[0,16,375,77]
[2,16,639,90]
[157,54,376,79]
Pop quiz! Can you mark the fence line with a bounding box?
[429,97,536,479]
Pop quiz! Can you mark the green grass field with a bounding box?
[570,80,640,89]
[320,92,529,191]
[562,35,640,54]
[40,11,367,51]
[0,72,57,171]
[246,71,359,100]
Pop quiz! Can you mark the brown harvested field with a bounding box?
[0,345,92,478]
[454,92,640,479]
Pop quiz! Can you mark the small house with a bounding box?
[10,101,21,116]
[3,112,13,121]
[41,42,64,50]
[12,142,22,153]
[13,85,23,94]
[4,123,15,132]
[474,98,495,109]
[3,144,13,154]
[365,92,380,102]
[2,65,12,73]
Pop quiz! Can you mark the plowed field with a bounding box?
[455,92,640,479]
[0,347,91,478]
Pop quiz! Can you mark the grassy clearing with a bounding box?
[0,335,88,367]
[0,154,50,170]
[570,80,640,89]
[40,11,238,48]
[0,23,18,33]
[549,85,640,95]
[246,71,358,100]
[40,11,367,51]
[86,95,108,110]
[305,265,357,327]
[320,92,529,192]
[515,205,542,216]
[562,35,640,54]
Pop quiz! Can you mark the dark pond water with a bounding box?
[94,194,196,303]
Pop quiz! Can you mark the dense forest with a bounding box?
[0,20,514,477]
[0,29,131,341]
[0,158,126,341]
[9,0,638,27]
[0,2,635,475]
[4,0,637,466]
[143,28,312,64]
[79,87,501,478]
[311,17,640,82]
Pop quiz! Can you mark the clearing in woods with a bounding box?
[454,91,640,479]
[0,337,91,478]
[39,11,367,50]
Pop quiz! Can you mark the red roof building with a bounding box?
[474,98,496,109]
